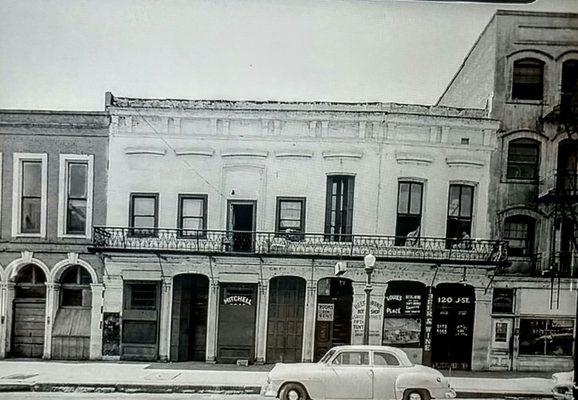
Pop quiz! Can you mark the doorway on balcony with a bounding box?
[170,274,209,361]
[227,201,256,252]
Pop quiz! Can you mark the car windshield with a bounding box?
[319,349,336,363]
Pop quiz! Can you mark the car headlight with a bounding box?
[436,377,442,383]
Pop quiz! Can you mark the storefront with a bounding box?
[381,281,427,364]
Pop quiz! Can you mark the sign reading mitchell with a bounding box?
[223,295,252,306]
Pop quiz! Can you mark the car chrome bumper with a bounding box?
[445,389,457,399]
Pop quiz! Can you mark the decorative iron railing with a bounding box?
[539,169,578,199]
[92,227,508,265]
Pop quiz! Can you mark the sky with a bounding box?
[0,0,577,111]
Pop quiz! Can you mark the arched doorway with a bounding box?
[170,274,209,361]
[314,277,353,361]
[382,281,427,364]
[266,276,306,363]
[431,283,476,370]
[12,264,47,358]
[52,265,92,360]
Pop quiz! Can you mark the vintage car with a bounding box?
[261,345,456,400]
[552,371,574,400]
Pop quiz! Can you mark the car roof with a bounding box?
[328,345,413,365]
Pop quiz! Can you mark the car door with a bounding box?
[371,351,406,400]
[324,350,373,400]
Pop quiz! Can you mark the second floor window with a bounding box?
[325,175,354,242]
[504,215,535,257]
[129,193,158,236]
[512,58,544,101]
[178,195,207,237]
[21,161,42,234]
[446,184,474,245]
[276,197,306,234]
[65,162,89,235]
[507,139,540,180]
[395,181,423,246]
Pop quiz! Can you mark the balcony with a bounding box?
[538,169,578,200]
[536,252,578,278]
[91,227,508,266]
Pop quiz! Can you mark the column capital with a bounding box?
[45,283,60,290]
[0,282,16,290]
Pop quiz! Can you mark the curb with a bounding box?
[0,383,262,394]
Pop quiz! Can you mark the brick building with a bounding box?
[439,10,578,371]
[0,110,109,360]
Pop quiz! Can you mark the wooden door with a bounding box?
[217,283,257,363]
[266,277,306,363]
[12,299,45,358]
[122,282,160,361]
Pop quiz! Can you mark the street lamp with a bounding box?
[363,253,376,345]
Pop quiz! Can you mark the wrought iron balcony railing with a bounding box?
[92,227,508,265]
[539,169,578,200]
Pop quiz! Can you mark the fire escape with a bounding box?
[538,64,578,308]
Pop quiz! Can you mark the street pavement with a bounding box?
[0,359,556,398]
[0,395,528,400]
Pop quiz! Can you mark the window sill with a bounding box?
[59,234,91,240]
[501,178,539,184]
[12,233,44,239]
[506,100,547,106]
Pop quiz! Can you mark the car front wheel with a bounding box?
[403,389,431,400]
[279,383,308,400]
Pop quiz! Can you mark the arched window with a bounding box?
[60,265,92,307]
[15,264,47,298]
[512,58,544,100]
[507,138,540,180]
[504,215,535,257]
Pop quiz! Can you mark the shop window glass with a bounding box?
[512,58,544,100]
[519,318,574,356]
[491,288,514,314]
[507,139,540,180]
[122,321,157,344]
[504,216,535,256]
[395,182,423,246]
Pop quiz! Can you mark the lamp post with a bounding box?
[363,253,376,345]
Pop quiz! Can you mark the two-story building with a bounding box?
[91,93,505,370]
[0,110,109,360]
[439,10,578,371]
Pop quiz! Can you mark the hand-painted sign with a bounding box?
[223,295,252,306]
[317,303,334,321]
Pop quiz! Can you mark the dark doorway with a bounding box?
[170,274,209,361]
[217,283,257,363]
[314,278,353,361]
[11,264,47,358]
[121,281,160,361]
[557,139,578,275]
[266,276,306,363]
[431,283,476,370]
[228,201,256,252]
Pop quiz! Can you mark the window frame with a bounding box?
[57,154,94,239]
[331,350,370,366]
[177,194,208,238]
[275,196,306,235]
[128,193,159,237]
[395,181,424,244]
[12,153,48,238]
[324,175,355,242]
[373,351,402,367]
[511,58,545,101]
[506,139,540,181]
[446,184,475,240]
[503,215,535,257]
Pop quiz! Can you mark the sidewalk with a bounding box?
[0,359,556,397]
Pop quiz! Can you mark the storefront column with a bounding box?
[89,283,104,360]
[255,280,269,364]
[0,283,15,359]
[472,288,492,371]
[205,278,219,362]
[43,283,60,360]
[158,277,173,362]
[301,279,317,362]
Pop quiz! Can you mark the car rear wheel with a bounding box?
[403,389,431,400]
[279,383,308,400]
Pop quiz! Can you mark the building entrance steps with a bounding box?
[0,359,556,397]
